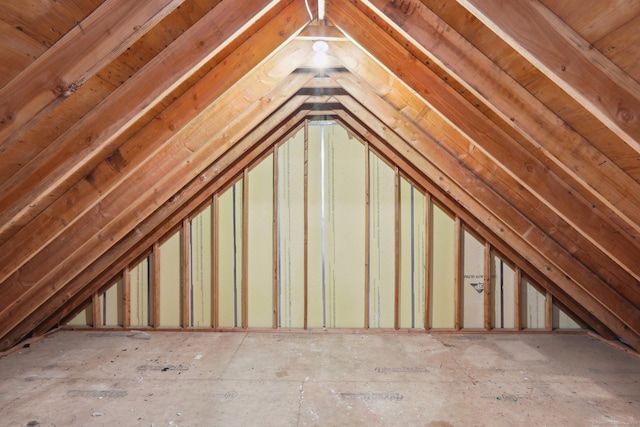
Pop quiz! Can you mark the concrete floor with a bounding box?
[0,331,638,426]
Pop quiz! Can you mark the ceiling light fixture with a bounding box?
[312,40,329,67]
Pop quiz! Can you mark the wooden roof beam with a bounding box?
[0,0,289,248]
[330,81,639,350]
[16,106,314,349]
[324,38,640,336]
[298,22,346,41]
[0,3,313,284]
[457,0,640,154]
[0,0,185,147]
[364,0,640,244]
[333,109,616,341]
[0,63,316,350]
[326,41,640,305]
[325,1,640,284]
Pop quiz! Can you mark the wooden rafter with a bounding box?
[457,0,640,153]
[328,72,639,350]
[325,1,640,287]
[364,0,640,243]
[0,0,185,147]
[332,107,615,340]
[0,50,316,348]
[0,0,285,250]
[35,97,611,340]
[321,51,640,316]
[0,3,313,285]
[0,0,637,355]
[21,105,313,348]
[15,90,624,348]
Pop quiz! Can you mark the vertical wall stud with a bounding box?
[272,145,279,329]
[181,218,191,328]
[152,242,160,329]
[514,266,522,331]
[484,242,492,330]
[304,120,309,330]
[545,291,553,331]
[123,266,130,328]
[425,193,432,330]
[394,167,401,330]
[212,194,220,330]
[364,145,370,329]
[92,293,100,329]
[242,168,249,329]
[454,217,462,330]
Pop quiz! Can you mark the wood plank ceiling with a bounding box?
[0,0,638,352]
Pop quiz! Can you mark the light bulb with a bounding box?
[312,40,329,53]
[314,52,327,67]
[312,41,329,67]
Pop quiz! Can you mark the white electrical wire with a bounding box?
[304,0,313,20]
[320,123,327,328]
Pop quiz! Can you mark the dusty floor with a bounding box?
[0,331,638,426]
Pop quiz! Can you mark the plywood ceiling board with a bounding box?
[364,0,640,247]
[0,0,285,275]
[458,0,640,154]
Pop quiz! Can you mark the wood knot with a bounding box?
[64,82,80,97]
[390,0,418,15]
[617,105,635,123]
[1,110,15,125]
[107,149,127,172]
[52,79,80,98]
[52,79,68,97]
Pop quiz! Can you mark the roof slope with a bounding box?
[0,0,638,352]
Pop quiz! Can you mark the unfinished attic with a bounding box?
[0,0,638,425]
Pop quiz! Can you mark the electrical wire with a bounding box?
[304,0,313,20]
